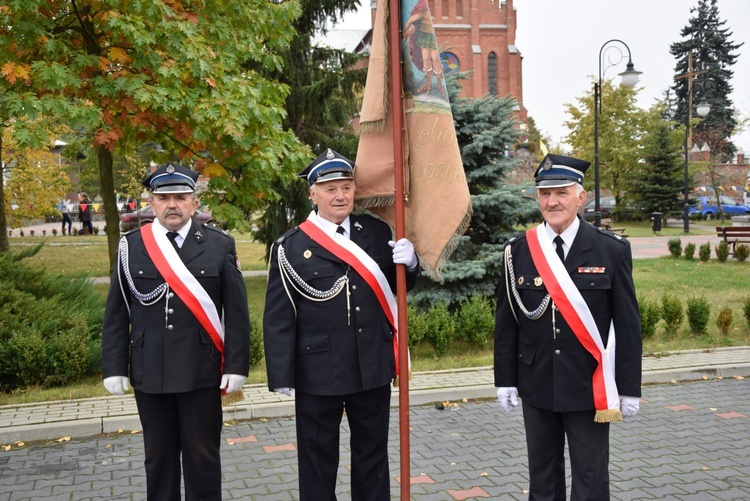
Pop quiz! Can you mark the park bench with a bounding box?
[600,218,628,237]
[715,226,750,255]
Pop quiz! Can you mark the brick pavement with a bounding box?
[1,378,748,500]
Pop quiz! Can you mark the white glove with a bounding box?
[620,396,640,419]
[496,387,518,413]
[220,374,246,394]
[103,376,130,395]
[389,238,418,269]
[274,387,293,397]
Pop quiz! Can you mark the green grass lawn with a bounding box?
[2,226,748,406]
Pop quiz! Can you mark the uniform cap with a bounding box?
[142,163,198,194]
[298,149,354,186]
[534,154,590,188]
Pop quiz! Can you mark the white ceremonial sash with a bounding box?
[298,211,406,377]
[141,224,225,354]
[527,224,621,422]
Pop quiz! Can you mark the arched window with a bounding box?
[488,52,498,95]
[441,52,460,75]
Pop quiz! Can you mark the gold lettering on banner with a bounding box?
[409,117,458,147]
[413,160,465,198]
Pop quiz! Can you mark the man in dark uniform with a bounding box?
[101,163,250,501]
[494,154,642,500]
[263,149,420,500]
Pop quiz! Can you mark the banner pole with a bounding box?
[386,0,410,498]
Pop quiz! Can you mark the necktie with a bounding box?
[167,231,180,252]
[336,226,346,236]
[554,235,565,262]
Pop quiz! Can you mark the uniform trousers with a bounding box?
[135,387,223,501]
[522,401,610,501]
[295,385,391,501]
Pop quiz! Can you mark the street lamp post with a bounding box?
[594,40,641,228]
[682,84,711,233]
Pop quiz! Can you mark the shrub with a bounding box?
[667,237,682,258]
[425,302,455,355]
[52,228,58,236]
[698,242,711,262]
[455,295,494,347]
[735,243,749,262]
[0,245,105,392]
[249,314,264,368]
[715,241,730,262]
[638,295,661,339]
[660,292,683,335]
[715,307,733,336]
[686,295,711,335]
[743,296,750,331]
[684,242,696,260]
[407,304,430,347]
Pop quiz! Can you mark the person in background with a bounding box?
[101,163,250,500]
[60,200,72,235]
[263,149,420,500]
[494,154,642,500]
[78,192,93,234]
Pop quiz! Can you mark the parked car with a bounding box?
[688,196,750,219]
[119,205,215,232]
[582,197,644,221]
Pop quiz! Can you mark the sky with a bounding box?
[337,0,750,157]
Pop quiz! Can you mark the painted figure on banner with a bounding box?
[403,0,447,99]
[356,0,471,280]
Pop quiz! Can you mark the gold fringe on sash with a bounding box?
[594,408,622,423]
[221,390,244,407]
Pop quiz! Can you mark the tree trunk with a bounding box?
[98,146,119,274]
[0,131,8,253]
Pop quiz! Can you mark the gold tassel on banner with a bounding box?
[221,390,244,407]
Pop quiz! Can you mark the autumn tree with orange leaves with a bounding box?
[0,0,308,270]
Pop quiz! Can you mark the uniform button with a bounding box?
[167,325,174,330]
[590,282,595,287]
[138,270,143,275]
[555,328,561,335]
[352,285,358,291]
[168,293,175,298]
[554,349,561,355]
[314,271,318,276]
[306,346,311,351]
[355,306,361,312]
[358,328,363,334]
[168,308,174,314]
[200,270,205,275]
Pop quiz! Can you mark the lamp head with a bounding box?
[619,61,642,88]
[696,98,711,117]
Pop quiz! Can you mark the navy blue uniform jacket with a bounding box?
[101,221,250,394]
[263,213,419,396]
[494,220,642,412]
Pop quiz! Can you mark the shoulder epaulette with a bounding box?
[275,226,301,245]
[202,223,231,237]
[596,226,627,243]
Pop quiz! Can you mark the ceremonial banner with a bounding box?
[355,0,471,280]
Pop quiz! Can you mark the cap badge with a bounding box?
[166,164,175,174]
[543,158,553,171]
[304,249,312,259]
[534,276,543,287]
[518,276,524,285]
[194,230,203,241]
[326,149,335,160]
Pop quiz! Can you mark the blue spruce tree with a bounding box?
[410,73,540,310]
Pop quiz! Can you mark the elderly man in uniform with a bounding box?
[263,148,420,500]
[494,154,642,500]
[101,163,250,501]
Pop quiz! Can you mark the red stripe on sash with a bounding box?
[141,227,225,357]
[298,220,401,375]
[526,227,608,411]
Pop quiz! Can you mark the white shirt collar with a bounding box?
[544,217,580,258]
[314,212,350,238]
[153,218,191,242]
